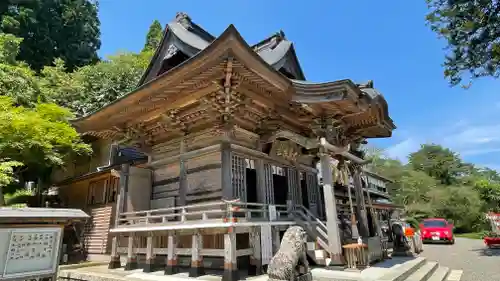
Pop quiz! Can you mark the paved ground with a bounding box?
[419,237,500,281]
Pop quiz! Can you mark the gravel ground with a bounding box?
[419,237,500,281]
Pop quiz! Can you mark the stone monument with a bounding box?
[0,208,88,281]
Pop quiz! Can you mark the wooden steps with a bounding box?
[83,205,114,254]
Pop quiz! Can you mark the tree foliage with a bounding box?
[0,33,45,106]
[0,33,92,204]
[426,0,500,87]
[68,51,152,116]
[0,0,100,71]
[0,95,91,204]
[373,142,500,232]
[143,20,163,52]
[409,144,465,185]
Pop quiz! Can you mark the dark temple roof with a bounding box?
[138,12,306,86]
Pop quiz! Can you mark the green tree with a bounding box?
[69,51,152,116]
[0,160,22,206]
[143,20,163,52]
[426,0,500,87]
[409,144,464,185]
[0,96,92,205]
[430,186,484,232]
[369,143,489,233]
[0,33,46,106]
[0,0,100,71]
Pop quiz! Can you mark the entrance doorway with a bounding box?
[272,166,288,205]
[246,159,257,203]
[300,172,309,209]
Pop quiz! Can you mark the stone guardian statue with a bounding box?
[267,226,310,281]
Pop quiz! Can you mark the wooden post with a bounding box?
[248,227,262,275]
[352,165,369,238]
[319,152,344,266]
[272,226,281,254]
[109,163,130,269]
[221,138,233,200]
[165,233,178,275]
[178,136,188,206]
[189,231,204,277]
[124,234,137,270]
[143,232,155,273]
[223,229,238,281]
[108,235,121,269]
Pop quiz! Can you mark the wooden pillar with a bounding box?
[165,233,178,275]
[248,227,262,275]
[221,139,233,200]
[256,158,266,204]
[109,163,130,269]
[347,182,360,239]
[124,234,137,270]
[255,143,267,207]
[319,152,344,265]
[189,232,204,277]
[352,165,369,238]
[178,136,188,206]
[366,184,383,237]
[108,235,121,269]
[223,229,238,281]
[272,226,281,254]
[143,233,155,273]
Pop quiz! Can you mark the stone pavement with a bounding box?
[419,237,499,281]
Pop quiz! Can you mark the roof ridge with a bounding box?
[172,11,215,41]
[252,30,288,50]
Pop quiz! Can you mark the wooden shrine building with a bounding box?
[69,12,395,280]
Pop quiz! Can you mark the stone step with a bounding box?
[377,257,427,281]
[406,262,438,281]
[445,270,463,281]
[427,266,450,281]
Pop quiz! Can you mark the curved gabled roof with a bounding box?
[73,23,292,129]
[73,12,395,139]
[138,12,306,86]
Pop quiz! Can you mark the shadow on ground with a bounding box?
[469,247,500,257]
[371,256,415,268]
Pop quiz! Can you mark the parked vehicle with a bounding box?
[484,213,500,248]
[420,218,455,244]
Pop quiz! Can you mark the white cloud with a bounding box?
[385,138,420,163]
[441,124,500,148]
[460,148,500,156]
[383,123,500,162]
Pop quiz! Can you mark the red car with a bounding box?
[420,218,455,244]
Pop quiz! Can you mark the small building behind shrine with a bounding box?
[52,12,397,279]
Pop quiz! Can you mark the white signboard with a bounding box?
[0,227,62,280]
[269,205,277,221]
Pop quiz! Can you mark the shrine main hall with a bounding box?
[62,12,396,281]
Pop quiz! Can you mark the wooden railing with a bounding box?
[117,201,290,227]
[292,205,330,252]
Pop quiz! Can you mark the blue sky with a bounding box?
[98,0,499,169]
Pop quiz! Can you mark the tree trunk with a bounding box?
[0,187,5,206]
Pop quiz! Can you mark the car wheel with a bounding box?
[450,239,455,245]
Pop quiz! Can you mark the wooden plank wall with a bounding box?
[151,148,222,209]
[186,151,222,205]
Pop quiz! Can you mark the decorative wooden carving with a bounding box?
[270,140,301,162]
[311,117,352,147]
[263,130,318,150]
